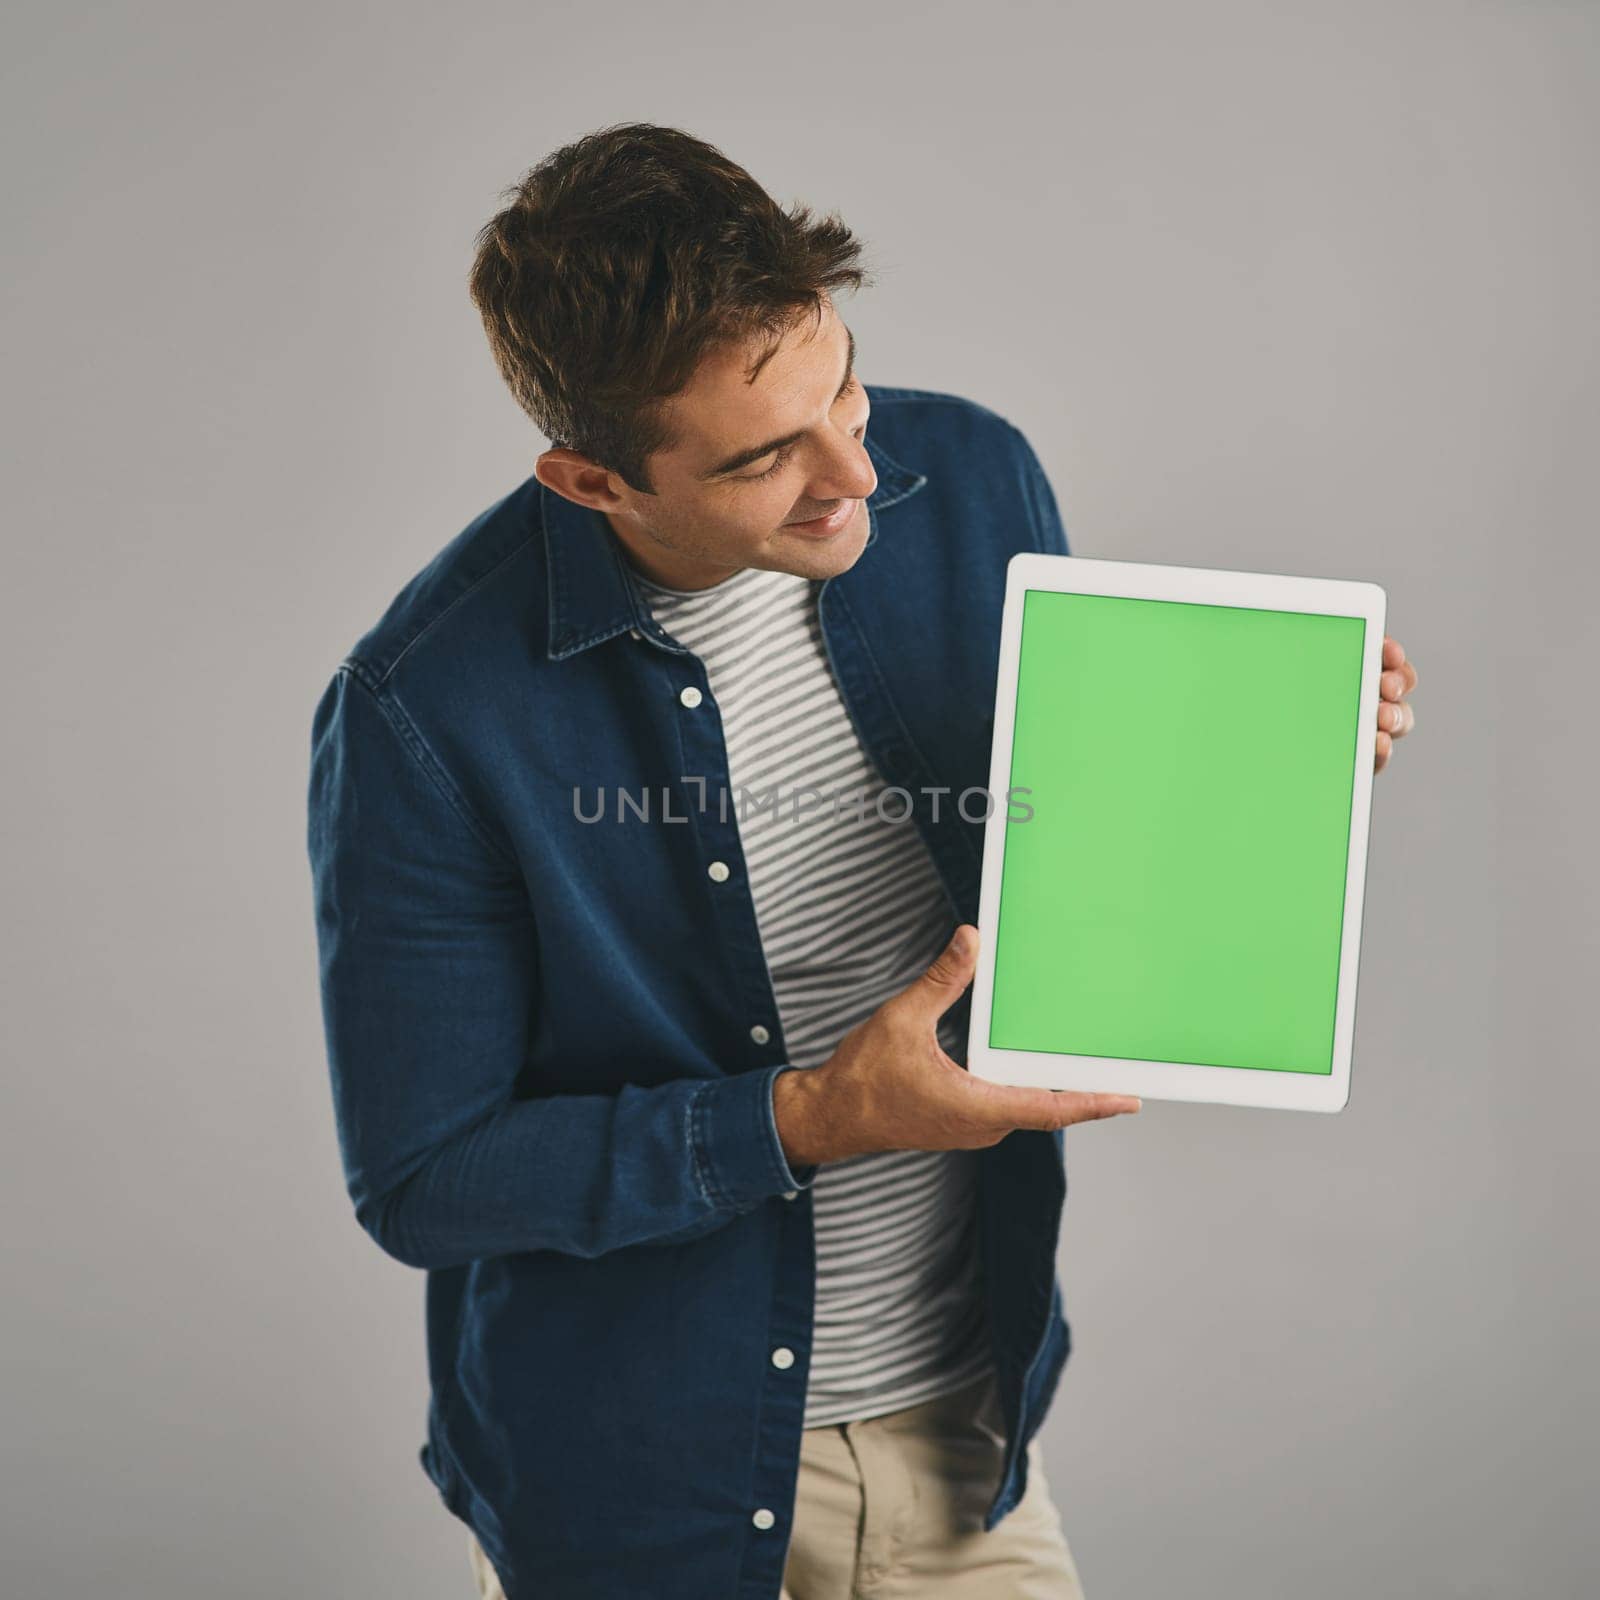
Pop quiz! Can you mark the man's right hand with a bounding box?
[772,923,1141,1169]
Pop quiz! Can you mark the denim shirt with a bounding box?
[306,386,1075,1600]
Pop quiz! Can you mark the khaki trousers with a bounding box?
[468,1371,1085,1599]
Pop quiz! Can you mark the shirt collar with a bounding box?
[543,430,928,661]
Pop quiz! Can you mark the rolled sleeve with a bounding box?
[689,1065,818,1209]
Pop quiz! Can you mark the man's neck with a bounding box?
[604,510,743,593]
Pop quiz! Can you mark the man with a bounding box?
[306,123,1418,1600]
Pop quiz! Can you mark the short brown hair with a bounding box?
[468,122,873,493]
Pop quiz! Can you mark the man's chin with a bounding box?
[772,500,868,575]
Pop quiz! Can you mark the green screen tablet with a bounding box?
[967,554,1386,1112]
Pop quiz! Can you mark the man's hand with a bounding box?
[1375,634,1419,774]
[772,924,1140,1168]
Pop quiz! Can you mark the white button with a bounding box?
[628,627,641,640]
[781,1190,798,1201]
[752,1508,776,1531]
[749,1024,770,1045]
[679,685,703,708]
[707,860,730,883]
[771,1346,795,1370]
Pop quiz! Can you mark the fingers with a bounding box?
[1381,636,1420,693]
[1376,636,1417,773]
[901,923,980,1020]
[1057,1091,1143,1126]
[1379,699,1413,737]
[1380,667,1413,702]
[986,1084,1142,1131]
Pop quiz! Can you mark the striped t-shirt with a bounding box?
[628,557,994,1430]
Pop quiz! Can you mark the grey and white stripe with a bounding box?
[630,558,993,1429]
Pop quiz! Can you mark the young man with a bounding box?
[306,124,1417,1600]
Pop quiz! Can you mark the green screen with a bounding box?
[989,591,1367,1074]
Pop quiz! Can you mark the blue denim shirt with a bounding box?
[306,386,1075,1600]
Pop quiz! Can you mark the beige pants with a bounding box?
[468,1371,1085,1599]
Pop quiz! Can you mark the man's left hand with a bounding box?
[1375,634,1418,774]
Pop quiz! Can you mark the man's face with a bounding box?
[539,298,878,591]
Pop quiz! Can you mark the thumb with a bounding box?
[903,923,979,1019]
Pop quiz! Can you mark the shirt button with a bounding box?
[781,1190,799,1201]
[707,860,730,883]
[752,1508,776,1531]
[678,685,703,708]
[771,1347,795,1370]
[749,1024,770,1045]
[628,627,641,640]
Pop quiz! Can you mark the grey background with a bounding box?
[3,2,1595,1596]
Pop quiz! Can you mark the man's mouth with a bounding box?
[784,500,856,537]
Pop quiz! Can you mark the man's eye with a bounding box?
[741,445,794,482]
[736,383,858,481]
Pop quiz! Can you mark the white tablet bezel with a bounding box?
[966,553,1387,1114]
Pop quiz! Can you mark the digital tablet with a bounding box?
[966,554,1387,1113]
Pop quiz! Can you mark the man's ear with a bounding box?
[536,446,659,505]
[534,448,623,511]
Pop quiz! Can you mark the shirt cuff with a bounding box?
[767,1067,819,1192]
[689,1065,818,1211]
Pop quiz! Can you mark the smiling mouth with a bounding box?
[785,500,856,534]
